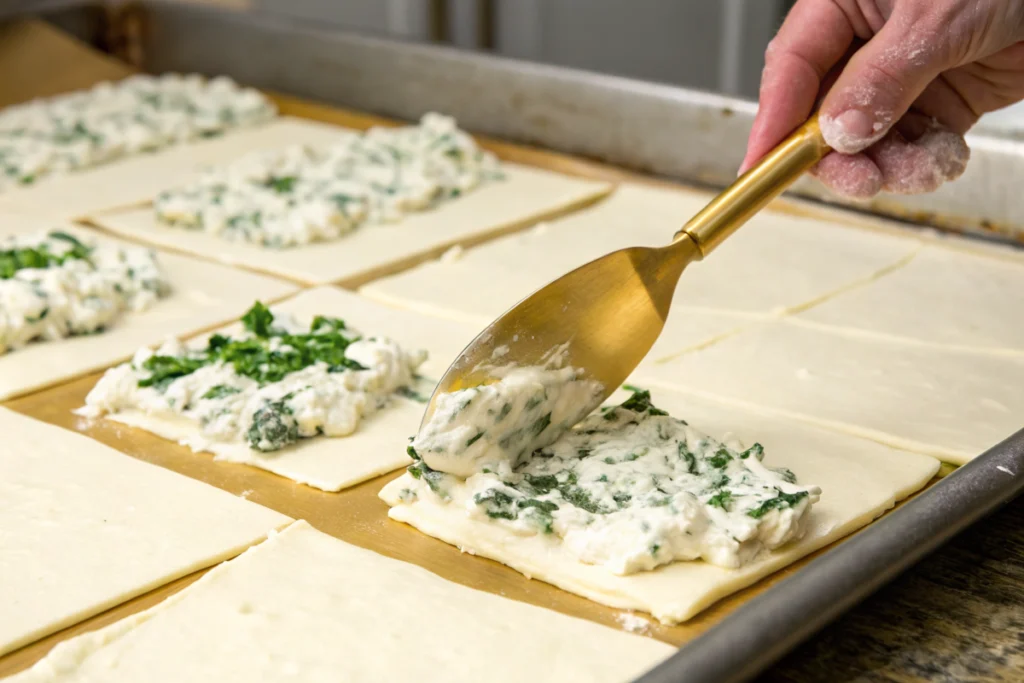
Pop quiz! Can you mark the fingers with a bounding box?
[819,7,956,153]
[739,0,856,174]
[811,152,882,199]
[811,118,969,199]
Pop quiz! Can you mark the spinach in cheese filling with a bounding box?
[153,113,504,248]
[82,302,427,454]
[411,364,605,478]
[0,231,169,354]
[406,387,821,573]
[0,74,274,191]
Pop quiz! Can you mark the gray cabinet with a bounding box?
[493,0,788,98]
[250,0,791,99]
[250,0,436,41]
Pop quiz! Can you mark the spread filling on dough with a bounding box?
[0,74,274,191]
[153,113,504,248]
[82,301,427,453]
[412,364,604,478]
[0,230,169,354]
[404,386,819,573]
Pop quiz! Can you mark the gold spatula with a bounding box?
[422,117,829,426]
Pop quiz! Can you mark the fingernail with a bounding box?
[821,109,883,154]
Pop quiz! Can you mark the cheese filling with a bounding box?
[82,302,427,453]
[405,386,820,573]
[153,113,504,248]
[0,73,275,191]
[412,365,605,478]
[0,231,169,354]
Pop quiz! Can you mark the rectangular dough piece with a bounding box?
[86,159,612,285]
[380,387,940,624]
[0,216,297,401]
[362,183,922,318]
[9,520,674,683]
[0,406,292,658]
[0,117,347,219]
[635,320,1024,464]
[794,244,1024,354]
[105,286,481,491]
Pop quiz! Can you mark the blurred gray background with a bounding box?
[251,0,796,100]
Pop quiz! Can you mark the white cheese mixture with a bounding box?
[405,388,820,573]
[0,73,275,191]
[0,230,169,354]
[81,302,427,454]
[412,365,604,478]
[153,113,503,248]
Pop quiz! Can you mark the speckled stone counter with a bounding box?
[763,496,1024,682]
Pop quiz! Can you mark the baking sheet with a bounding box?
[0,10,1021,683]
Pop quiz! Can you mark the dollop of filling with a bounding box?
[412,365,604,478]
[82,302,427,453]
[154,113,504,248]
[405,387,820,573]
[0,230,169,354]
[0,73,274,191]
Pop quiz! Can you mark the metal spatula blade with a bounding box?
[422,117,828,427]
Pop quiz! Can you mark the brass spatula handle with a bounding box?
[674,116,830,257]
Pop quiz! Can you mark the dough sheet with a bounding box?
[107,286,481,491]
[0,407,291,657]
[635,321,1024,464]
[0,215,297,401]
[795,244,1024,354]
[9,521,674,683]
[381,387,939,623]
[85,118,612,284]
[0,117,346,219]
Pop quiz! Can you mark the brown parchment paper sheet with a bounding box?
[0,18,943,678]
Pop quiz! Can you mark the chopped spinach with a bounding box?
[264,175,298,193]
[246,399,299,451]
[678,442,697,474]
[0,232,93,279]
[619,387,668,416]
[773,467,797,484]
[474,489,518,520]
[407,454,450,499]
[739,443,764,460]
[707,490,734,510]
[137,302,366,390]
[707,448,733,469]
[747,490,809,519]
[529,412,552,436]
[202,384,241,400]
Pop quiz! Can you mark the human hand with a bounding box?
[740,0,1024,198]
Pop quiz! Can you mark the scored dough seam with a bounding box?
[627,382,975,464]
[783,317,1024,359]
[653,249,921,365]
[7,524,303,681]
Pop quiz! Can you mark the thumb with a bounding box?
[819,14,952,154]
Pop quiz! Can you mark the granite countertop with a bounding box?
[763,496,1024,682]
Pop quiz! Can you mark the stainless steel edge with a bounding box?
[634,429,1024,683]
[136,0,1024,241]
